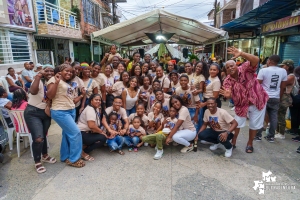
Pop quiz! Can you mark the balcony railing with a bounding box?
[35,0,79,30]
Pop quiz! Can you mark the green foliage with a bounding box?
[188,54,199,62]
[71,5,81,23]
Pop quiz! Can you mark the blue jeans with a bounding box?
[107,135,124,151]
[51,109,82,163]
[124,136,140,147]
[188,108,203,134]
[7,93,13,101]
[25,82,31,88]
[126,106,136,116]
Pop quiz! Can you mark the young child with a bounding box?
[147,102,163,135]
[104,112,125,155]
[124,116,146,152]
[142,107,179,160]
[0,87,14,128]
[128,103,149,129]
[139,76,152,108]
[149,89,170,118]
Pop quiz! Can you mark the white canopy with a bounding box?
[145,44,184,61]
[92,9,227,46]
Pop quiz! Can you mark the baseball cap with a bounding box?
[279,59,294,67]
[168,70,179,77]
[36,63,43,68]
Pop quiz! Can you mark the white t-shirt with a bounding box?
[21,69,34,84]
[257,66,287,99]
[77,105,101,132]
[203,108,234,131]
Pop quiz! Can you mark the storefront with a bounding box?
[0,0,36,75]
[262,15,300,66]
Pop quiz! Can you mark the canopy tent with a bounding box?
[91,9,228,47]
[145,44,184,62]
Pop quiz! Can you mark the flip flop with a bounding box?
[245,146,253,153]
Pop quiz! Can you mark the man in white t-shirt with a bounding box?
[257,55,287,142]
[198,98,238,157]
[21,62,34,88]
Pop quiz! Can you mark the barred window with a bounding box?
[83,0,102,29]
[0,30,31,65]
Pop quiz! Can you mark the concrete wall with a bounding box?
[222,9,235,25]
[37,24,82,39]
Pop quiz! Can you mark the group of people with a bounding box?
[2,45,300,174]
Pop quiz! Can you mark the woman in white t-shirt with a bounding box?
[81,67,98,104]
[47,64,85,168]
[122,76,140,116]
[100,64,115,108]
[112,62,126,83]
[112,71,130,97]
[166,95,197,153]
[6,67,25,92]
[24,65,57,173]
[77,94,107,161]
[201,63,222,109]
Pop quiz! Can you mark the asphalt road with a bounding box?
[0,104,299,200]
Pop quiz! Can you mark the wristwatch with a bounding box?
[226,131,231,135]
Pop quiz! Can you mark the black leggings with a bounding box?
[81,131,107,153]
[24,105,51,162]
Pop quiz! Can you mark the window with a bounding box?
[83,0,103,29]
[0,30,31,64]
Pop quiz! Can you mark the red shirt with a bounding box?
[223,61,268,117]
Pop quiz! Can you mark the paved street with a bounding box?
[0,104,300,200]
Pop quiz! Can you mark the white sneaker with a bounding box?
[144,142,149,147]
[225,147,233,158]
[172,141,179,146]
[200,140,213,145]
[180,145,194,153]
[153,149,163,160]
[230,106,235,111]
[155,145,157,150]
[274,134,285,139]
[209,143,221,151]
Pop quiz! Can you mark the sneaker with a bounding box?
[230,106,235,111]
[144,142,149,147]
[134,147,138,152]
[173,142,179,146]
[200,140,213,145]
[254,136,262,141]
[274,134,285,139]
[209,143,221,151]
[292,136,300,142]
[153,149,163,160]
[297,146,300,153]
[180,145,194,153]
[225,147,233,158]
[264,136,275,143]
[128,147,133,152]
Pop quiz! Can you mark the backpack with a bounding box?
[291,74,300,96]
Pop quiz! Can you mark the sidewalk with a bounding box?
[0,103,299,200]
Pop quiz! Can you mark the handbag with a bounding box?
[15,80,23,87]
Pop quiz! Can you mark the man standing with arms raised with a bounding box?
[220,47,268,153]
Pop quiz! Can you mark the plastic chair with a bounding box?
[9,110,33,157]
[0,106,15,150]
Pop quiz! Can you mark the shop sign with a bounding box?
[1,0,35,31]
[262,16,300,33]
[0,0,10,24]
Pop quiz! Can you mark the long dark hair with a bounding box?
[119,71,129,82]
[12,89,27,109]
[210,63,222,84]
[195,61,209,80]
[127,76,139,91]
[88,94,103,125]
[169,95,184,110]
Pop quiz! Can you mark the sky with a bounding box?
[117,0,216,22]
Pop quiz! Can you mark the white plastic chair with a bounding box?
[0,106,15,150]
[9,110,33,157]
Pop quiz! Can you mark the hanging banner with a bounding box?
[262,16,300,33]
[1,0,35,31]
[0,0,10,24]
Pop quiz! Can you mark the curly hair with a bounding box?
[12,89,27,109]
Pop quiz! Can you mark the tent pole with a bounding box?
[91,35,94,61]
[258,28,262,67]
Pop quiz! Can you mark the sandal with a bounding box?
[81,155,94,161]
[134,147,138,152]
[118,150,125,155]
[41,155,57,164]
[66,159,85,168]
[35,163,46,174]
[245,146,253,153]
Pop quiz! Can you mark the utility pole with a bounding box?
[112,0,117,24]
[214,0,217,28]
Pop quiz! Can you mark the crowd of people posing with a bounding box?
[2,45,300,174]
